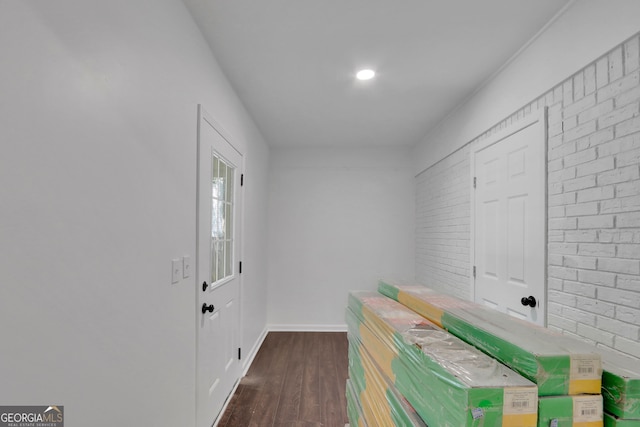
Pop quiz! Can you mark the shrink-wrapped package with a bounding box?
[378,279,602,396]
[348,336,427,426]
[538,395,603,427]
[346,378,367,427]
[347,291,538,427]
[604,412,640,427]
[597,347,640,420]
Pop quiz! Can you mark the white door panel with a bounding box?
[472,110,547,326]
[196,105,242,427]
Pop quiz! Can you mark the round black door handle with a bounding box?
[202,281,208,292]
[202,303,214,313]
[521,296,537,307]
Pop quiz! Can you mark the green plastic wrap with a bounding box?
[347,291,538,427]
[379,279,602,396]
[595,347,640,420]
[347,378,368,427]
[604,412,640,427]
[538,395,603,427]
[539,337,640,420]
[348,337,427,426]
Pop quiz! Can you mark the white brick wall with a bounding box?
[415,32,640,361]
[545,33,640,360]
[415,145,470,300]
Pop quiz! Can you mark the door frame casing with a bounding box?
[195,104,245,427]
[469,107,548,324]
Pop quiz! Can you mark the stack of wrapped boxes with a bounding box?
[378,279,604,427]
[345,279,640,426]
[346,291,538,426]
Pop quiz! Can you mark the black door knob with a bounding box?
[521,296,537,307]
[202,303,214,313]
[202,281,208,292]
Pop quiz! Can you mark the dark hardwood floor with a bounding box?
[217,332,349,427]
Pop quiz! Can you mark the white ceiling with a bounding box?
[183,0,573,148]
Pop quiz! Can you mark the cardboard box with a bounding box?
[378,279,602,396]
[538,395,603,427]
[347,291,538,427]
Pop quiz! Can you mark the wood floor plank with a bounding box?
[220,332,283,426]
[277,422,324,427]
[298,332,321,423]
[218,334,272,426]
[273,333,305,424]
[333,332,349,424]
[217,332,348,427]
[318,333,349,426]
[251,332,293,426]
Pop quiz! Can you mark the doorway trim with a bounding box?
[469,107,548,324]
[195,104,245,427]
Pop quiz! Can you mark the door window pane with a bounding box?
[210,153,235,284]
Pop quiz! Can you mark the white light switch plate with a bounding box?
[171,258,181,284]
[182,255,191,278]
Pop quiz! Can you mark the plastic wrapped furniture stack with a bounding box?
[378,280,606,427]
[346,291,539,426]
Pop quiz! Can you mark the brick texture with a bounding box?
[415,32,640,361]
[546,33,640,360]
[415,145,470,301]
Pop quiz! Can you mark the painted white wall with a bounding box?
[413,0,640,175]
[267,147,415,329]
[0,1,269,426]
[240,134,271,363]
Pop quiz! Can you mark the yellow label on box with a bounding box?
[502,413,537,427]
[569,378,601,395]
[502,387,538,427]
[569,354,602,395]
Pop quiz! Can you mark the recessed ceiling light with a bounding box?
[356,69,376,81]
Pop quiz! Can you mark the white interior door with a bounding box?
[196,105,242,427]
[472,110,547,325]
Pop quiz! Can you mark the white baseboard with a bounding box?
[241,326,268,376]
[267,324,347,332]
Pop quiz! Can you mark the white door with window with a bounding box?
[472,110,547,325]
[196,106,243,427]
